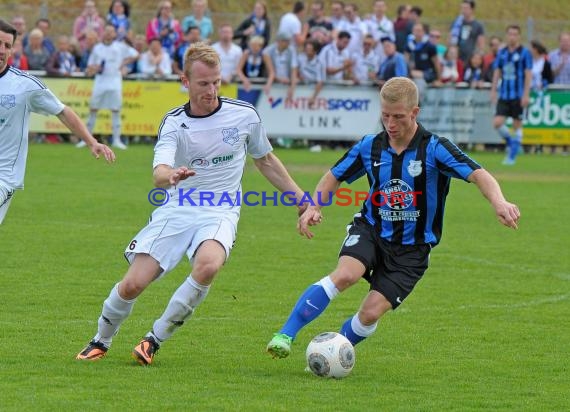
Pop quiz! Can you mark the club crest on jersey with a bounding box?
[407,160,422,177]
[1,95,16,109]
[222,127,240,145]
[344,235,360,247]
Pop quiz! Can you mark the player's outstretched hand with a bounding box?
[90,142,116,163]
[169,166,196,186]
[297,206,323,239]
[495,200,520,229]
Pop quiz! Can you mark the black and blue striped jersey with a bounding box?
[330,124,481,246]
[493,45,532,100]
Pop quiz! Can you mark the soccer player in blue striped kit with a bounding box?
[490,25,532,165]
[267,76,521,358]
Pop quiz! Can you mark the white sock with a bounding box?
[111,111,121,144]
[351,314,378,338]
[315,275,339,300]
[150,275,210,343]
[94,283,136,347]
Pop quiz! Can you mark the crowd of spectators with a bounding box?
[7,0,570,92]
[5,0,570,151]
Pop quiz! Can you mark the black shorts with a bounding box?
[496,99,524,120]
[338,218,430,309]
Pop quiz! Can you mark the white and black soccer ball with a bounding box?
[305,332,355,378]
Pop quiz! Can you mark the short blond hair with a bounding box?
[183,42,220,78]
[380,77,419,109]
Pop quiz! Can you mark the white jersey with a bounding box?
[337,18,368,54]
[153,97,272,212]
[212,42,243,82]
[278,12,302,39]
[0,67,65,189]
[319,42,351,81]
[88,41,138,91]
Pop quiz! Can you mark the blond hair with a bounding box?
[183,42,220,78]
[380,77,419,109]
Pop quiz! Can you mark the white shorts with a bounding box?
[90,88,122,111]
[0,185,15,225]
[124,207,239,275]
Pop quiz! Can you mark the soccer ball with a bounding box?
[305,332,355,378]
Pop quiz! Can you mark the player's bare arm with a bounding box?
[298,170,341,239]
[253,152,305,208]
[468,168,521,229]
[56,107,116,163]
[153,164,196,188]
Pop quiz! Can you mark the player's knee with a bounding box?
[358,306,382,325]
[330,268,361,291]
[119,277,149,299]
[191,261,221,283]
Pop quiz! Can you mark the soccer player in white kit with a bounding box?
[0,20,115,225]
[76,23,138,150]
[77,42,306,365]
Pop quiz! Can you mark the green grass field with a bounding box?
[0,144,568,411]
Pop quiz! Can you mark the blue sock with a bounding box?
[340,317,366,346]
[497,125,512,146]
[509,129,523,160]
[340,314,378,346]
[280,284,331,339]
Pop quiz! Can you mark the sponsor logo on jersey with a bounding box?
[190,158,209,168]
[212,154,234,166]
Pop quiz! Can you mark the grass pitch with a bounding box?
[0,144,568,411]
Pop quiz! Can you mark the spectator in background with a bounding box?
[173,26,201,76]
[490,25,532,165]
[440,45,464,84]
[482,35,501,82]
[212,24,243,85]
[365,0,394,62]
[7,37,29,70]
[404,6,422,46]
[429,29,447,59]
[303,1,333,44]
[353,34,379,84]
[329,1,346,31]
[77,23,138,150]
[263,32,299,101]
[11,16,27,40]
[234,1,271,51]
[448,0,484,63]
[548,32,570,85]
[407,23,441,87]
[298,39,326,107]
[24,28,51,71]
[237,35,274,93]
[376,36,408,87]
[107,0,132,43]
[74,0,105,53]
[46,35,79,77]
[28,18,56,55]
[182,0,214,42]
[319,30,353,82]
[78,30,100,71]
[138,37,172,78]
[463,51,486,88]
[530,40,553,92]
[393,4,411,53]
[337,3,368,55]
[146,0,183,58]
[278,1,306,49]
[124,33,146,74]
